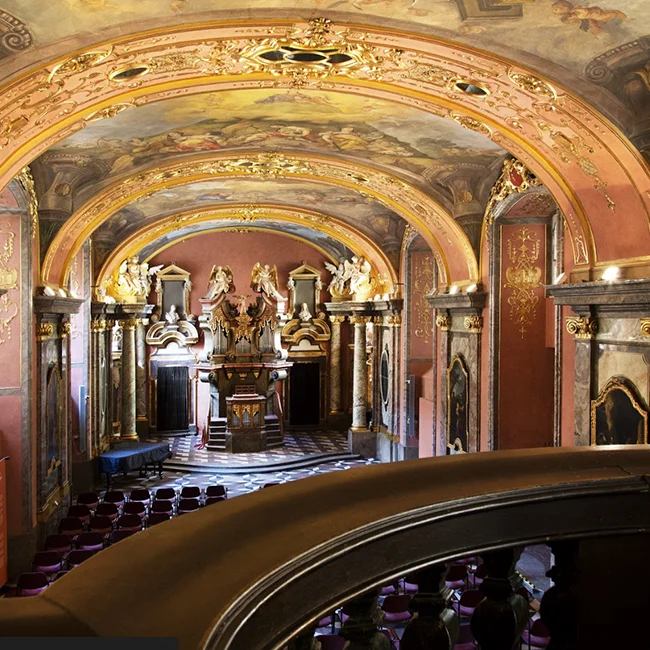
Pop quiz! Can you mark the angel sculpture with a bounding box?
[347,256,373,299]
[206,265,234,300]
[114,256,159,302]
[250,263,287,302]
[324,260,349,296]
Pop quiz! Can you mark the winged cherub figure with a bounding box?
[250,263,287,302]
[206,265,234,300]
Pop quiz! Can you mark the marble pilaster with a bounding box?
[119,317,138,441]
[328,315,344,415]
[135,317,149,433]
[350,314,370,432]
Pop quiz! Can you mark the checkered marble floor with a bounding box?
[99,457,381,498]
[146,429,350,468]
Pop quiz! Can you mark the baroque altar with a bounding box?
[196,264,292,452]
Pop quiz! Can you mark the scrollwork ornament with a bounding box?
[36,322,55,340]
[640,319,650,338]
[435,314,451,331]
[566,316,598,339]
[463,315,483,333]
[16,166,38,240]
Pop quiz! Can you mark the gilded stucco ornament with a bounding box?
[16,166,38,240]
[435,314,451,331]
[463,315,483,333]
[566,315,598,339]
[106,256,158,303]
[640,319,650,338]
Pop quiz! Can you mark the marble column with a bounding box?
[135,317,149,432]
[119,317,138,440]
[328,315,345,414]
[350,315,370,432]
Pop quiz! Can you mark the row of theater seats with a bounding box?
[315,556,550,650]
[13,485,229,597]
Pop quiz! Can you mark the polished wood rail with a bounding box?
[1,446,649,649]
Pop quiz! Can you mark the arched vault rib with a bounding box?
[3,21,650,267]
[43,151,477,289]
[95,204,398,293]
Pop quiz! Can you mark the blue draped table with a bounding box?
[99,442,172,488]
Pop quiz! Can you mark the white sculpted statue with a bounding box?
[325,256,373,300]
[251,263,287,302]
[298,302,312,322]
[324,261,348,296]
[206,265,234,300]
[114,256,160,302]
[165,304,180,325]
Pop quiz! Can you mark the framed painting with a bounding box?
[447,355,469,454]
[591,376,648,446]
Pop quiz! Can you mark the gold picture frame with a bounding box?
[590,376,648,446]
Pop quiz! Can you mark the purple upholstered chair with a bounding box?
[116,514,143,532]
[380,594,412,625]
[147,512,171,526]
[67,549,94,568]
[180,486,201,500]
[76,492,100,511]
[178,498,200,515]
[129,488,152,508]
[455,590,484,618]
[521,618,551,649]
[205,485,227,499]
[154,487,177,504]
[151,500,174,517]
[123,501,146,520]
[454,623,477,650]
[44,534,72,556]
[16,572,49,597]
[109,529,135,545]
[59,516,83,539]
[205,496,226,506]
[76,532,104,552]
[67,504,91,524]
[314,635,346,650]
[103,490,126,510]
[32,551,63,575]
[471,563,488,587]
[445,564,468,591]
[89,515,113,536]
[399,572,419,594]
[95,502,119,522]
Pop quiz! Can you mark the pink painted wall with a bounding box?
[148,231,330,316]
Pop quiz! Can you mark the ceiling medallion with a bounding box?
[508,71,557,102]
[48,48,112,81]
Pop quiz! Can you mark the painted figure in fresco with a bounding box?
[251,263,287,302]
[551,1,626,34]
[595,387,645,445]
[206,265,234,300]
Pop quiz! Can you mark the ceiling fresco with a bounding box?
[135,220,353,267]
[1,1,645,82]
[39,88,503,203]
[94,177,408,268]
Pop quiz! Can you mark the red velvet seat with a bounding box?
[67,504,91,524]
[472,563,488,587]
[445,564,468,590]
[123,501,146,519]
[155,487,176,503]
[151,500,174,517]
[455,589,484,618]
[109,529,135,544]
[522,619,551,649]
[103,490,125,509]
[129,488,151,508]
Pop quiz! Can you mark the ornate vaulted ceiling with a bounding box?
[1,1,649,290]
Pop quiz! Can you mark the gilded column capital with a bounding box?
[386,314,401,328]
[463,315,483,333]
[640,318,650,337]
[118,318,138,330]
[435,314,451,331]
[59,321,72,337]
[566,316,598,339]
[372,315,384,325]
[329,315,346,324]
[91,318,108,332]
[36,322,55,340]
[349,315,371,325]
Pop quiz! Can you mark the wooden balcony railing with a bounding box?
[1,446,649,649]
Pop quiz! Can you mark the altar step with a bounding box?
[265,414,283,448]
[207,417,227,451]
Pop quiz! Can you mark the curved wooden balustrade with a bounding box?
[1,446,650,649]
